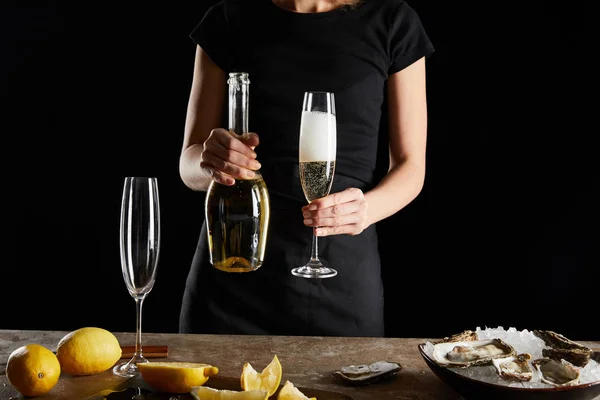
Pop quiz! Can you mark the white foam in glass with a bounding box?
[299,111,336,162]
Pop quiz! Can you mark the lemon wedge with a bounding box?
[138,361,219,393]
[191,386,268,400]
[240,354,282,397]
[277,380,316,400]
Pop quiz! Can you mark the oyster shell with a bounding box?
[432,338,516,368]
[542,347,592,368]
[435,330,478,344]
[592,350,600,363]
[492,353,534,382]
[333,361,402,385]
[533,330,593,367]
[532,358,580,386]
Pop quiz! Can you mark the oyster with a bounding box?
[533,330,593,367]
[532,358,580,386]
[492,353,534,382]
[593,350,600,363]
[432,338,516,368]
[333,361,402,385]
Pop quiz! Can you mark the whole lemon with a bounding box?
[6,343,61,397]
[56,327,122,375]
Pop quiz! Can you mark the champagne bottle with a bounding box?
[205,72,270,272]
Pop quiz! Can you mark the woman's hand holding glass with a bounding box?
[302,187,368,237]
[200,128,262,185]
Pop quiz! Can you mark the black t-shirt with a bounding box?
[180,0,434,336]
[190,0,434,199]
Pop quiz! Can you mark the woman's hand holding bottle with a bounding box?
[200,128,262,185]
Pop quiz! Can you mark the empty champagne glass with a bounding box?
[291,91,337,278]
[113,177,160,377]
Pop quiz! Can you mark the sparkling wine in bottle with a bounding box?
[205,72,270,272]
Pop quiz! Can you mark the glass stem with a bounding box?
[135,297,144,357]
[310,229,320,262]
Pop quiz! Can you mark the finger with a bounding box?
[304,187,364,211]
[200,161,235,185]
[239,132,260,149]
[206,128,256,163]
[303,200,362,219]
[214,129,258,159]
[205,140,261,171]
[201,152,256,180]
[315,224,362,237]
[304,213,363,228]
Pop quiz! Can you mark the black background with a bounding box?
[7,1,596,340]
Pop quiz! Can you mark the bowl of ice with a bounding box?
[419,326,600,400]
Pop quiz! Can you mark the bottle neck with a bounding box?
[227,72,260,181]
[228,76,249,134]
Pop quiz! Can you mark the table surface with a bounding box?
[1,330,598,400]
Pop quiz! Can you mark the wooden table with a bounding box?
[1,330,598,400]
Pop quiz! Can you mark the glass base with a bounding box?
[291,262,337,279]
[112,355,149,378]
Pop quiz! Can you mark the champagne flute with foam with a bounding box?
[291,91,337,278]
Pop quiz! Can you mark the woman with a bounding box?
[178,0,434,336]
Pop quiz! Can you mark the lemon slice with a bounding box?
[240,354,282,397]
[277,380,316,400]
[191,386,268,400]
[138,361,219,393]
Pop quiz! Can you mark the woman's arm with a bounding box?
[364,55,429,225]
[180,47,226,191]
[302,56,429,236]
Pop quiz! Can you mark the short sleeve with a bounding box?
[189,1,229,71]
[388,2,435,75]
